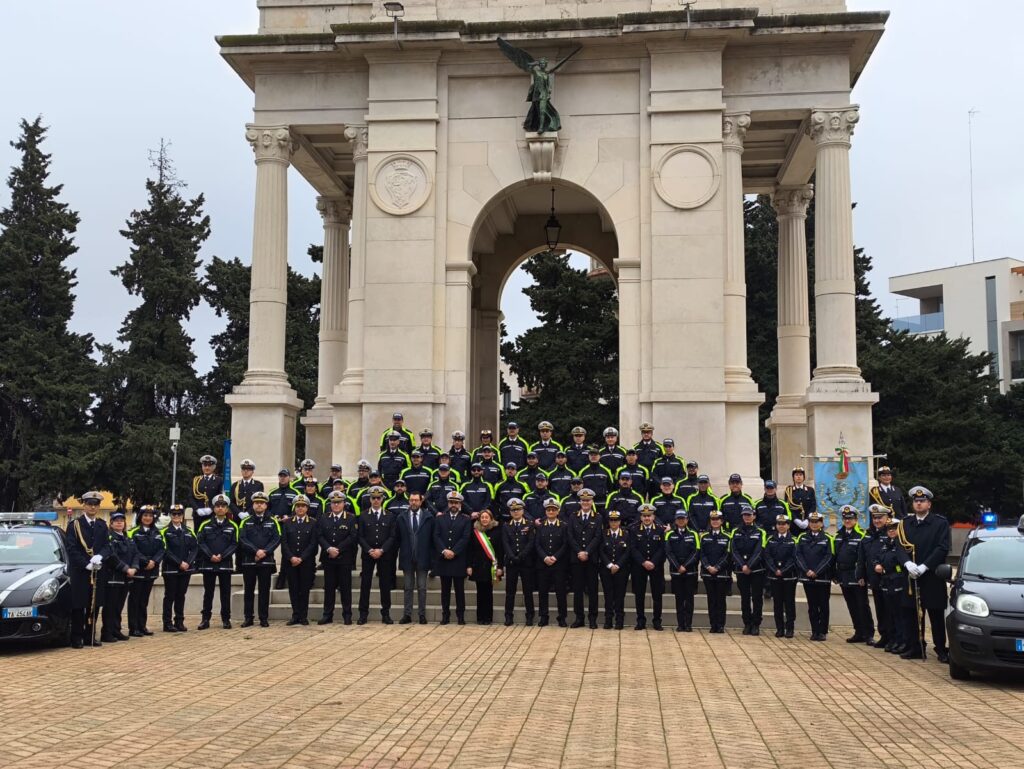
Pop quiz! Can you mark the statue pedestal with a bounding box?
[525,132,557,181]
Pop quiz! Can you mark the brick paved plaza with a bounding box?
[2,619,1023,769]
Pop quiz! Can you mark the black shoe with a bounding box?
[241,619,254,628]
[382,615,393,625]
[634,621,645,631]
[900,647,923,659]
[504,617,514,627]
[676,625,686,633]
[683,626,693,632]
[775,628,785,638]
[198,620,211,631]
[652,620,663,631]
[750,625,760,636]
[809,633,820,641]
[538,617,549,627]
[456,616,466,626]
[163,625,178,633]
[357,616,368,626]
[419,615,427,625]
[343,617,353,625]
[223,620,232,629]
[863,636,876,646]
[556,618,567,628]
[570,619,585,628]
[100,634,118,643]
[846,634,864,643]
[615,622,624,630]
[936,650,950,663]
[889,644,906,655]
[318,617,333,625]
[526,616,535,627]
[589,618,598,629]
[174,623,187,633]
[141,628,153,636]
[785,629,794,638]
[299,619,309,625]
[259,619,269,627]
[440,615,450,625]
[286,619,299,626]
[399,615,412,625]
[742,625,751,636]
[71,638,84,649]
[604,620,614,630]
[129,630,145,638]
[90,639,103,647]
[113,631,130,641]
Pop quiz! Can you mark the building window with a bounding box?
[986,276,998,376]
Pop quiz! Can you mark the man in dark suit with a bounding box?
[65,491,110,648]
[317,491,359,625]
[397,491,433,624]
[433,491,472,624]
[898,485,951,662]
[357,486,397,624]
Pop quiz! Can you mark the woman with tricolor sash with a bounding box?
[467,510,504,625]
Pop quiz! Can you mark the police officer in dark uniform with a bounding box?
[317,491,358,625]
[291,458,318,492]
[476,445,504,486]
[496,463,531,521]
[357,486,397,624]
[196,494,239,630]
[471,429,499,463]
[535,498,569,627]
[269,469,298,520]
[386,479,411,520]
[719,474,756,532]
[532,421,563,471]
[348,460,374,499]
[461,464,495,519]
[66,492,109,647]
[731,506,767,635]
[685,475,719,532]
[877,516,912,655]
[651,477,686,526]
[501,498,535,625]
[871,466,908,520]
[416,430,442,470]
[605,472,645,528]
[834,504,874,644]
[378,433,411,490]
[230,459,264,518]
[633,422,664,471]
[320,463,346,497]
[499,422,529,469]
[796,511,834,641]
[700,510,732,633]
[579,448,614,504]
[299,477,325,518]
[282,495,318,625]
[127,505,163,637]
[400,452,435,497]
[601,510,631,629]
[676,460,701,499]
[565,426,590,472]
[666,509,699,632]
[380,412,415,453]
[189,454,222,532]
[559,477,585,518]
[435,491,472,624]
[546,452,576,498]
[631,504,665,631]
[651,439,684,483]
[784,466,816,532]
[619,449,650,498]
[100,509,136,643]
[754,481,792,532]
[238,491,281,627]
[861,504,893,649]
[765,514,798,637]
[599,427,627,475]
[516,452,548,493]
[161,505,198,632]
[447,431,473,477]
[426,464,461,512]
[898,486,950,661]
[567,488,602,628]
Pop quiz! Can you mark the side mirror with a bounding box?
[935,563,953,582]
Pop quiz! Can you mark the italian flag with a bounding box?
[835,446,850,474]
[475,529,499,583]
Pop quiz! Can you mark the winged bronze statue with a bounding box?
[497,37,581,133]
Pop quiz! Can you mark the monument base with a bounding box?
[226,383,303,483]
[766,401,808,484]
[300,404,334,468]
[802,380,878,482]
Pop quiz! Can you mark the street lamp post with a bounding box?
[169,423,181,507]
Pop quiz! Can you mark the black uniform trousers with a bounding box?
[703,577,729,631]
[242,567,273,622]
[736,571,766,628]
[632,567,664,625]
[201,572,233,621]
[472,579,493,624]
[903,586,947,655]
[671,573,697,630]
[504,564,535,621]
[162,572,191,626]
[322,561,353,621]
[601,568,629,626]
[803,581,831,636]
[127,578,156,632]
[870,585,891,642]
[886,591,908,647]
[841,584,875,638]
[101,582,129,637]
[358,555,393,619]
[570,560,600,621]
[770,579,797,632]
[537,564,567,621]
[440,576,466,619]
[287,561,316,621]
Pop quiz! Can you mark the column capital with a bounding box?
[771,184,814,219]
[344,125,368,161]
[245,124,294,163]
[722,111,751,152]
[317,194,352,226]
[808,106,860,147]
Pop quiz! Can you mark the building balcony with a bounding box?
[892,311,944,334]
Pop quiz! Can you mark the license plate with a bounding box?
[1016,639,1024,653]
[1,607,37,619]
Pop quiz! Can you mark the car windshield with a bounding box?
[0,529,63,565]
[962,537,1024,580]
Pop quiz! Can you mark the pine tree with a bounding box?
[93,142,210,505]
[0,117,97,509]
[500,251,618,443]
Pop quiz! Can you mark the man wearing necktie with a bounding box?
[534,499,569,627]
[357,487,397,625]
[434,492,472,624]
[189,454,223,532]
[567,488,602,629]
[231,458,265,519]
[397,492,433,624]
[600,510,631,629]
[317,491,358,625]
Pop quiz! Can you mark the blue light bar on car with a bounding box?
[980,510,998,529]
[0,511,58,522]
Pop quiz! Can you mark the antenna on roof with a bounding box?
[968,108,980,263]
[680,1,695,26]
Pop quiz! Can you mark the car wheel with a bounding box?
[948,660,971,681]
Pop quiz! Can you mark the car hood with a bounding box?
[0,564,65,607]
[960,580,1024,613]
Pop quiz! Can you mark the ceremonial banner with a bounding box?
[813,458,869,528]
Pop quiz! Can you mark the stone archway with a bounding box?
[466,181,619,439]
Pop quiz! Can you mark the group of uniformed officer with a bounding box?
[64,417,949,663]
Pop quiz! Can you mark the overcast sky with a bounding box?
[0,0,1020,372]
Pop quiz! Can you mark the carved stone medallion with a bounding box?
[369,154,431,215]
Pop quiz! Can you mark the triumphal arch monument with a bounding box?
[219,0,886,488]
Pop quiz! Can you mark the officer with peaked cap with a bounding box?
[447,430,472,476]
[631,503,666,631]
[898,486,950,661]
[568,488,602,628]
[317,490,358,625]
[565,425,590,472]
[533,421,563,471]
[633,421,664,471]
[535,497,569,627]
[765,513,798,637]
[599,426,626,474]
[231,458,264,518]
[600,510,631,629]
[871,466,907,520]
[100,509,136,643]
[501,498,536,625]
[161,504,198,632]
[862,503,894,649]
[834,504,874,644]
[666,509,699,632]
[196,494,239,630]
[357,486,397,624]
[291,458,318,493]
[435,491,471,624]
[238,491,281,627]
[283,494,318,625]
[700,510,732,633]
[189,454,222,532]
[795,511,834,641]
[127,505,164,637]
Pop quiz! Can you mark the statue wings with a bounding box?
[497,36,581,73]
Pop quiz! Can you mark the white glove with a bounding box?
[238,512,250,521]
[794,518,809,529]
[903,561,919,577]
[156,514,171,529]
[84,562,95,572]
[198,507,212,516]
[89,554,103,567]
[916,563,928,575]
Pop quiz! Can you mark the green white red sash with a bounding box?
[474,528,499,582]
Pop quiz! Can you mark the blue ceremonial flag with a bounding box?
[813,458,869,528]
[222,439,232,494]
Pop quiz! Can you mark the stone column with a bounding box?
[767,184,813,482]
[722,111,753,389]
[801,106,877,477]
[226,125,303,482]
[338,125,368,394]
[808,107,861,382]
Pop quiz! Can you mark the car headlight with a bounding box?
[31,578,59,605]
[956,593,990,618]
